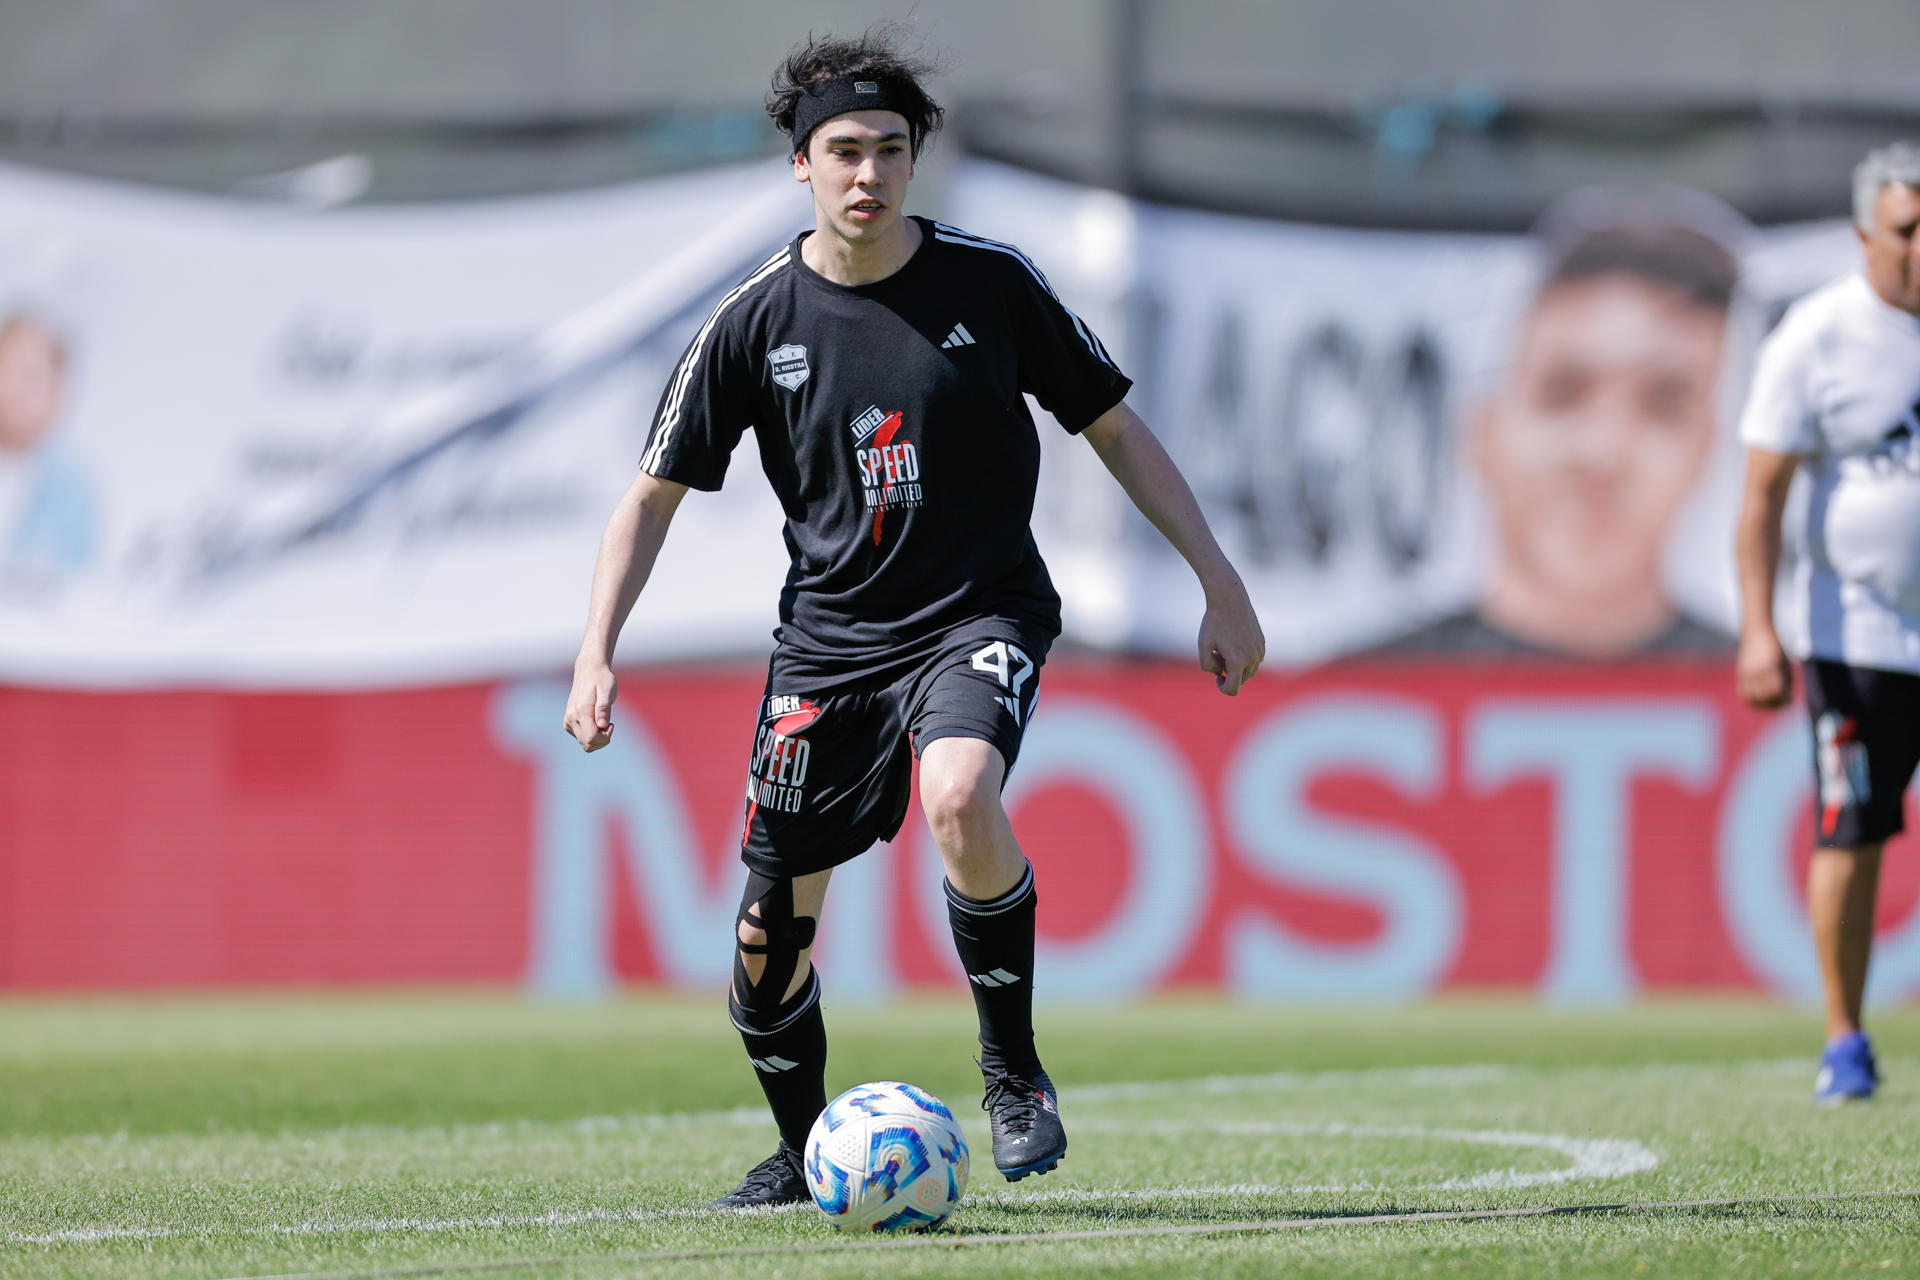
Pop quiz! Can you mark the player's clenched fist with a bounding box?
[1199,578,1266,696]
[1735,630,1793,711]
[564,663,619,750]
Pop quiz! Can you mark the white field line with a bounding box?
[6,1203,810,1247]
[1068,1057,1807,1105]
[4,1105,778,1165]
[15,1113,1660,1248]
[1068,1063,1513,1102]
[1025,1119,1659,1194]
[10,1056,1778,1248]
[208,1192,1920,1280]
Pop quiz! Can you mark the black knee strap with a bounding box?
[734,903,817,956]
[731,872,818,1031]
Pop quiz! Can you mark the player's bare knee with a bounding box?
[922,767,1000,851]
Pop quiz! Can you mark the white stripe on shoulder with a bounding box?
[642,247,790,474]
[931,223,1118,371]
[932,222,1057,292]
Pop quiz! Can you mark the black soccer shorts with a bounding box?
[1804,659,1920,848]
[738,620,1048,878]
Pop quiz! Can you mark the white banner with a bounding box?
[0,156,1871,686]
[0,160,801,687]
[949,161,1860,664]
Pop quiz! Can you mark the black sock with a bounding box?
[946,861,1040,1076]
[731,968,827,1153]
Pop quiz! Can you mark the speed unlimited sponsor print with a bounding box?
[742,695,821,838]
[849,404,923,544]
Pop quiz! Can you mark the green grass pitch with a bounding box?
[2,994,1917,1279]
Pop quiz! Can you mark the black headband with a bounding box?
[791,74,921,156]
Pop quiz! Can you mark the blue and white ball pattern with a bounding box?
[803,1081,970,1232]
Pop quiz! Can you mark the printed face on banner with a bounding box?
[1446,238,1733,660]
[0,310,96,591]
[0,315,66,454]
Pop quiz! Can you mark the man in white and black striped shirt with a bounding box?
[563,27,1264,1208]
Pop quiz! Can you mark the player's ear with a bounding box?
[793,149,810,184]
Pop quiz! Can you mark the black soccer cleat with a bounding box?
[711,1141,811,1208]
[981,1063,1067,1181]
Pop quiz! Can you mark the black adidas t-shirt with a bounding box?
[640,217,1132,688]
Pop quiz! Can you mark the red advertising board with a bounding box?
[2,661,1915,1000]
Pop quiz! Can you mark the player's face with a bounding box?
[793,110,914,246]
[0,321,66,454]
[1476,275,1724,605]
[1858,181,1920,315]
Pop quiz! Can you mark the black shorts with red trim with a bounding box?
[738,619,1048,879]
[1804,658,1920,848]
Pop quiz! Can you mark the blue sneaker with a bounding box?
[1814,1032,1879,1104]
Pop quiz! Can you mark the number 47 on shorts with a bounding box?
[971,640,1035,726]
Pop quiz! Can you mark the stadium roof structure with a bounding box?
[2,0,1918,225]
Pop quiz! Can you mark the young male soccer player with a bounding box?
[561,30,1265,1202]
[1735,141,1920,1103]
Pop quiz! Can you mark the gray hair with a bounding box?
[1852,142,1920,231]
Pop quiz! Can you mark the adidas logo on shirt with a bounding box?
[940,322,977,349]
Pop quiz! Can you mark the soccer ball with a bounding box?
[804,1081,970,1232]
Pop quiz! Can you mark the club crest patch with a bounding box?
[768,344,811,391]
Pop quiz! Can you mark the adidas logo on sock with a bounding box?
[750,1055,800,1073]
[968,968,1023,987]
[940,322,977,349]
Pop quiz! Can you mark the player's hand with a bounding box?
[1198,577,1265,696]
[564,662,619,751]
[1736,628,1793,711]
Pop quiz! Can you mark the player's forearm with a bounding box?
[1734,449,1798,639]
[576,473,686,668]
[1735,507,1782,638]
[1083,404,1243,599]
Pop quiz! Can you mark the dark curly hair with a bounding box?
[766,24,946,160]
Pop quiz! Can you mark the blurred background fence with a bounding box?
[2,0,1917,1001]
